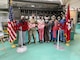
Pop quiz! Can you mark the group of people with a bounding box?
[15,14,73,47]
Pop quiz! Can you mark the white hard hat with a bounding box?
[21,15,24,19]
[44,16,49,20]
[37,16,39,19]
[25,16,28,19]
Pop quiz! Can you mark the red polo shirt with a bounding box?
[18,21,28,31]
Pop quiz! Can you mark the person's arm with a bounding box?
[17,22,22,30]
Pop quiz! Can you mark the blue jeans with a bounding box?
[50,30,54,40]
[59,30,65,42]
[51,30,58,41]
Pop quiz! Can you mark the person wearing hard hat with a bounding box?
[52,15,59,44]
[18,15,28,47]
[28,14,37,44]
[37,16,45,43]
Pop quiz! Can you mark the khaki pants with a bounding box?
[28,28,36,42]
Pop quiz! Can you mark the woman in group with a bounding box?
[37,16,45,43]
[49,15,55,42]
[52,16,59,44]
[44,16,50,42]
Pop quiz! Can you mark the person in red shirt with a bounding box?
[18,16,28,47]
[52,16,59,44]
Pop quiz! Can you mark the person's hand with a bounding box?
[49,20,52,23]
[28,29,30,31]
[35,24,38,26]
[59,28,61,30]
[66,22,68,25]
